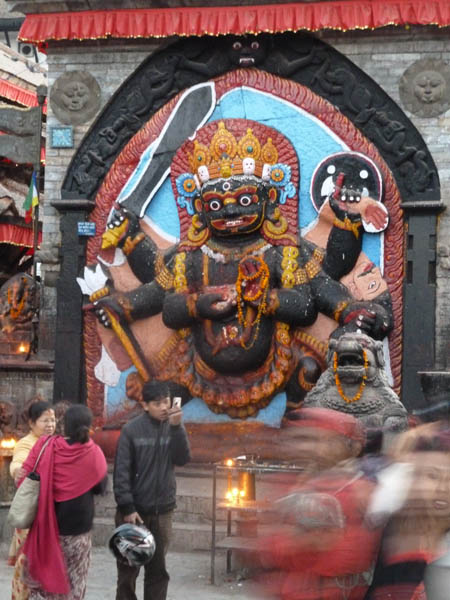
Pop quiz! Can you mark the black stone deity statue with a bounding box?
[91,119,393,418]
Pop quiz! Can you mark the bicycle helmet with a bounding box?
[108,523,156,567]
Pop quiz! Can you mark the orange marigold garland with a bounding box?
[8,287,26,319]
[333,349,369,404]
[236,255,270,350]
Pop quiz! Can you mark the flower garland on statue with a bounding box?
[333,349,369,404]
[7,287,26,320]
[236,255,270,350]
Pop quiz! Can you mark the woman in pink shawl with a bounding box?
[19,404,107,599]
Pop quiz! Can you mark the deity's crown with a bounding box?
[188,121,279,184]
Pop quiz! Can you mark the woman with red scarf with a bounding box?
[9,400,56,600]
[18,404,108,599]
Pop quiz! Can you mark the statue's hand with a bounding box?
[93,293,133,328]
[360,198,389,231]
[101,206,141,250]
[330,192,388,231]
[328,186,364,223]
[341,301,392,339]
[196,292,237,320]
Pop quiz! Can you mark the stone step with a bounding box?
[94,467,231,524]
[91,464,282,551]
[95,491,221,524]
[92,516,226,552]
[169,521,227,552]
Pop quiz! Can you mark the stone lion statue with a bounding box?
[302,332,408,432]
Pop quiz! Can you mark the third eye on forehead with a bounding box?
[202,184,258,201]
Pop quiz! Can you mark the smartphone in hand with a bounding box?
[172,397,182,410]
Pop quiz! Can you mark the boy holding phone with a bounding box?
[113,380,191,600]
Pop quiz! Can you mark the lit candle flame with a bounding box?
[1,438,16,449]
[18,343,27,353]
[225,458,234,467]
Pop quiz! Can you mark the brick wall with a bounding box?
[0,369,53,414]
[43,40,161,256]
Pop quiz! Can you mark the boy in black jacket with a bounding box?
[113,380,191,600]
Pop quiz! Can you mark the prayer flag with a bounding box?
[23,171,38,223]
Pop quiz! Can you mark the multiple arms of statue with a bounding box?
[91,192,392,341]
[323,189,389,280]
[93,280,166,328]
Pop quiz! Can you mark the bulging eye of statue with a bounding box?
[233,41,242,51]
[209,199,222,211]
[239,195,252,207]
[251,42,259,50]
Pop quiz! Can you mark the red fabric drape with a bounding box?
[0,79,47,113]
[19,1,450,45]
[21,435,107,594]
[0,223,42,248]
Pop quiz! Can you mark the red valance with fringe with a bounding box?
[19,1,450,46]
[0,79,47,112]
[0,223,41,248]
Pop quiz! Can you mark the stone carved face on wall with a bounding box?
[60,81,91,111]
[50,70,101,126]
[413,70,446,104]
[400,59,450,118]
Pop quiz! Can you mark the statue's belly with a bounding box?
[193,318,274,375]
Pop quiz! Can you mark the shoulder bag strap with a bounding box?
[31,436,53,472]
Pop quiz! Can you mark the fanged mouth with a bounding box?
[239,58,255,66]
[337,351,365,368]
[212,215,258,231]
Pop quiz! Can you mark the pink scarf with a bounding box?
[20,435,107,594]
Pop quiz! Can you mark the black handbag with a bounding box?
[7,437,52,529]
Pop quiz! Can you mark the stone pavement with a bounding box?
[0,543,262,600]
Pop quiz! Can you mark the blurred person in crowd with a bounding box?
[258,407,384,600]
[364,423,450,600]
[9,400,56,600]
[113,380,191,600]
[18,404,108,599]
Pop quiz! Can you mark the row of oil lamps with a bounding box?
[223,458,256,504]
[0,438,16,449]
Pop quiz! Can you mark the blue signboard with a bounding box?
[77,222,96,236]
